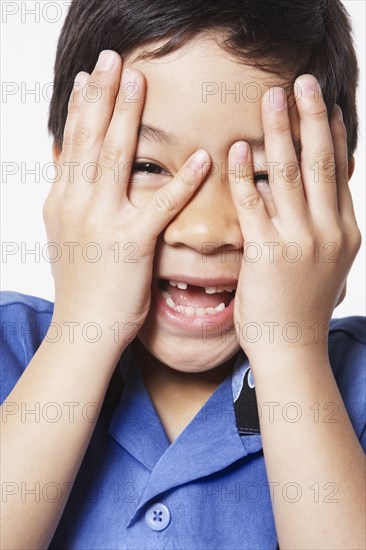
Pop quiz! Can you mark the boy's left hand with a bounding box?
[228,74,362,361]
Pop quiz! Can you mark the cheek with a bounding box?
[127,185,151,208]
[127,175,171,207]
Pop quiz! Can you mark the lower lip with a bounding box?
[151,279,236,333]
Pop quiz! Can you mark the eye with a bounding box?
[254,172,269,186]
[132,161,171,176]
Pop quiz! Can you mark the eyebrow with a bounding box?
[138,123,302,156]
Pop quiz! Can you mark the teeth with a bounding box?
[204,287,217,294]
[204,285,236,294]
[177,282,188,290]
[168,280,236,294]
[161,287,229,316]
[166,297,175,308]
[169,280,188,289]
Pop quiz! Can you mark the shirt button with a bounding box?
[145,502,171,531]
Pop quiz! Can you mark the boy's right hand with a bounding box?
[43,50,210,340]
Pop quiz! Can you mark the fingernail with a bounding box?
[297,75,321,99]
[333,104,343,121]
[189,150,209,170]
[232,141,248,161]
[96,50,117,71]
[269,88,286,111]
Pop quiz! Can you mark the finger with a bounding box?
[140,150,211,242]
[295,75,339,223]
[228,142,274,242]
[94,67,146,205]
[330,105,357,224]
[256,178,277,219]
[53,71,89,195]
[67,50,123,190]
[262,87,308,231]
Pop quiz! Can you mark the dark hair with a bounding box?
[48,0,359,158]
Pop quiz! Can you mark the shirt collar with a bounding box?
[108,344,262,504]
[108,345,171,470]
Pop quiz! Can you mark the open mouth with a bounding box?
[157,278,236,316]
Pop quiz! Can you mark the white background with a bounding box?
[1,0,365,317]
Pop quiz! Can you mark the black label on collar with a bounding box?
[233,368,260,435]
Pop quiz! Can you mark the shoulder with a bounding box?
[328,316,365,376]
[328,315,366,448]
[1,290,54,313]
[0,291,54,404]
[329,315,365,346]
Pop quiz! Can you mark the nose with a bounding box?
[162,169,243,254]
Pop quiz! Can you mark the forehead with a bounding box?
[125,36,298,156]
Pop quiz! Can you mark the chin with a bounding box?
[136,322,241,373]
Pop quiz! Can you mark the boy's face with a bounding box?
[122,34,304,373]
[53,35,350,373]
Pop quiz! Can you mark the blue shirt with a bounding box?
[1,291,365,549]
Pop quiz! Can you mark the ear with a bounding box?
[52,141,61,164]
[348,156,355,180]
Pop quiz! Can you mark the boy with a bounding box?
[1,0,365,548]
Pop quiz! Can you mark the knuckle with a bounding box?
[311,147,334,166]
[237,191,263,210]
[152,189,178,213]
[308,105,328,121]
[270,122,291,136]
[318,149,335,167]
[282,161,300,179]
[349,225,362,250]
[72,125,93,148]
[99,141,123,166]
[309,148,335,178]
[273,163,302,189]
[42,198,53,223]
